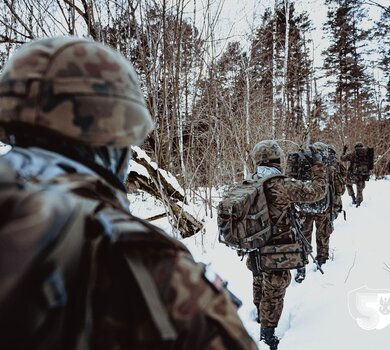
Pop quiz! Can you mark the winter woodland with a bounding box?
[0,0,389,231]
[1,2,390,347]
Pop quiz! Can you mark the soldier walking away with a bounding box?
[246,140,326,349]
[0,37,257,350]
[341,142,374,207]
[327,144,347,220]
[291,142,345,283]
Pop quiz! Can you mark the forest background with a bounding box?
[1,0,389,233]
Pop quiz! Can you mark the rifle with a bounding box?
[290,207,324,274]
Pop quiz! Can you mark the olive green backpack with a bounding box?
[218,174,308,271]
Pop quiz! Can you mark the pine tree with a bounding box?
[249,2,313,143]
[322,0,375,142]
[374,7,390,118]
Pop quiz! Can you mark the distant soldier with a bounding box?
[327,144,347,219]
[293,142,345,283]
[0,37,256,350]
[246,140,326,350]
[341,142,374,207]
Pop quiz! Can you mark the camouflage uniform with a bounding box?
[328,146,347,219]
[300,213,332,263]
[0,38,256,350]
[341,144,366,205]
[247,141,326,331]
[298,143,346,265]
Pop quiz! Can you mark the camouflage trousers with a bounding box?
[251,270,291,328]
[346,180,365,204]
[301,212,333,261]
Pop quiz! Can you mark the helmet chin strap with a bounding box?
[89,146,131,183]
[114,147,131,183]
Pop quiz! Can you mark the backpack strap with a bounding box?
[125,255,177,341]
[93,207,180,342]
[241,174,288,245]
[53,173,181,343]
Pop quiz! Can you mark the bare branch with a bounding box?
[62,0,85,18]
[364,1,390,13]
[384,263,390,275]
[0,18,32,40]
[4,0,34,39]
[0,34,26,45]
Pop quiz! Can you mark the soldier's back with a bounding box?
[0,148,256,350]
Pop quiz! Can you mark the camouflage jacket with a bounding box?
[328,158,346,212]
[0,147,257,350]
[258,162,326,245]
[340,150,365,182]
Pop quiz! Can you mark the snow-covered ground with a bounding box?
[132,178,390,349]
[0,142,11,155]
[3,142,388,348]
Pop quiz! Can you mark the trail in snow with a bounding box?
[183,178,390,350]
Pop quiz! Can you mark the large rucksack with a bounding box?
[217,175,283,251]
[352,147,374,178]
[286,151,331,214]
[218,174,309,271]
[0,159,181,349]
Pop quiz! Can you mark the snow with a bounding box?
[129,146,185,197]
[0,142,11,155]
[132,178,390,349]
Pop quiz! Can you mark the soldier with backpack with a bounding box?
[341,142,374,207]
[291,142,345,283]
[327,144,347,219]
[0,37,257,350]
[224,140,326,350]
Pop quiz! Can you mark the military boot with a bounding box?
[316,258,327,268]
[260,327,279,350]
[295,267,306,283]
[351,194,356,205]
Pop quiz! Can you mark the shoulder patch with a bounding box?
[203,264,225,292]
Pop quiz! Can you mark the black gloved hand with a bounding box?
[343,145,347,154]
[302,146,322,165]
[310,146,323,163]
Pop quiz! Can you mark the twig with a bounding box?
[344,250,357,283]
[4,0,34,39]
[145,212,167,222]
[364,1,390,13]
[374,147,390,165]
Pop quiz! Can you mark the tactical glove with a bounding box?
[310,146,323,163]
[302,146,322,165]
[343,145,348,154]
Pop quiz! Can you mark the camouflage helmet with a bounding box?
[327,143,336,154]
[251,140,283,166]
[0,37,153,147]
[312,141,329,157]
[355,142,364,148]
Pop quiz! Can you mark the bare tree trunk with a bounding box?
[281,0,290,139]
[271,0,278,139]
[244,62,250,178]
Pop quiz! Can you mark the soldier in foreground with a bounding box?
[246,140,326,349]
[0,37,256,350]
